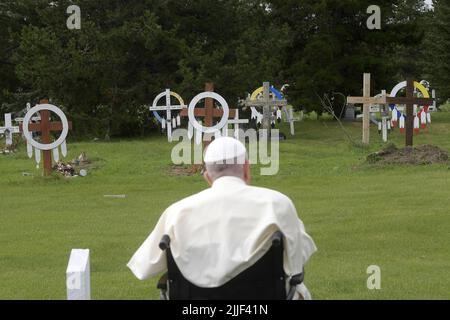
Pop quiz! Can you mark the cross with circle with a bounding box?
[180,82,236,146]
[245,82,287,130]
[386,78,433,147]
[150,89,186,141]
[19,101,73,175]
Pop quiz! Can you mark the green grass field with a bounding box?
[1,114,450,300]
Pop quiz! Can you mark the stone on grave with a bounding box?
[344,104,356,121]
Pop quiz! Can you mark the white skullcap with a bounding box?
[204,137,247,164]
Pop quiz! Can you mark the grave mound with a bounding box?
[167,164,201,176]
[367,144,449,165]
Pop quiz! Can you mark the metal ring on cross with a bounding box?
[22,104,69,151]
[389,81,430,113]
[250,86,284,101]
[151,90,186,123]
[390,81,430,100]
[250,86,284,117]
[188,92,229,134]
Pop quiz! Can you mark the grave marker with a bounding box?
[245,82,287,131]
[66,249,90,300]
[386,78,433,147]
[227,109,248,139]
[150,89,187,142]
[347,73,387,145]
[20,100,72,175]
[180,82,236,147]
[0,113,20,147]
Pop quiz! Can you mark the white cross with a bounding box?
[285,107,300,136]
[14,103,41,123]
[431,89,437,112]
[226,110,248,139]
[0,113,20,147]
[150,89,186,142]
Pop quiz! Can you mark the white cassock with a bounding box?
[127,176,317,299]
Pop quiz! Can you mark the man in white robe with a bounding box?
[127,137,317,299]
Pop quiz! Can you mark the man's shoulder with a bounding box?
[164,184,294,216]
[245,184,294,206]
[166,188,212,211]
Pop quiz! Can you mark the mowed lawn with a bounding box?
[1,114,450,300]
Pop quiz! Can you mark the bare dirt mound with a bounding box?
[367,144,449,165]
[167,164,202,176]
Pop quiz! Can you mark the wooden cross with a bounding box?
[245,82,287,130]
[19,98,73,175]
[180,82,236,146]
[0,113,20,147]
[347,73,387,145]
[386,78,433,147]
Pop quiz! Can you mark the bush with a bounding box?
[305,111,318,121]
[439,103,450,112]
[320,112,334,121]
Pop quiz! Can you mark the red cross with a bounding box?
[19,98,73,175]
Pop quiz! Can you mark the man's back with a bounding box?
[128,176,316,288]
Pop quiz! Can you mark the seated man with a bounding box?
[127,137,317,299]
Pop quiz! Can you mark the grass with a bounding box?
[1,113,450,300]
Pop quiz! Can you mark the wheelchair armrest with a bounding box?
[159,235,171,251]
[286,270,305,300]
[289,272,304,286]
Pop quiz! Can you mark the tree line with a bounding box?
[0,0,449,138]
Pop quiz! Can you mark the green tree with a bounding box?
[423,0,450,102]
[270,0,430,114]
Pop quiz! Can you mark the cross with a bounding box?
[226,109,248,139]
[431,89,437,112]
[0,113,20,148]
[150,89,185,117]
[150,89,186,141]
[286,107,299,135]
[14,103,41,123]
[19,98,73,175]
[386,78,433,147]
[245,82,287,130]
[347,73,387,145]
[180,82,236,146]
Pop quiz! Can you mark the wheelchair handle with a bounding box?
[159,235,171,251]
[271,231,283,247]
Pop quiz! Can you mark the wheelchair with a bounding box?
[157,231,304,300]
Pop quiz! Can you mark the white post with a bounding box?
[432,89,436,112]
[66,249,91,300]
[381,91,388,142]
[382,117,388,142]
[289,108,295,135]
